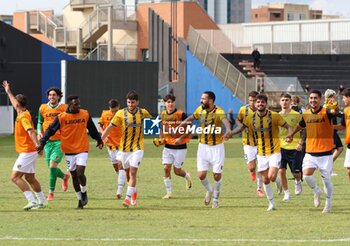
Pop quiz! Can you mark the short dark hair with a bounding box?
[256,94,268,102]
[163,94,176,102]
[203,91,215,102]
[46,87,63,100]
[126,90,139,101]
[109,99,119,108]
[280,93,291,99]
[341,88,350,97]
[291,95,300,104]
[67,95,79,103]
[248,91,259,98]
[309,90,322,98]
[15,94,27,108]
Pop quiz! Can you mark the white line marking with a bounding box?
[1,237,350,242]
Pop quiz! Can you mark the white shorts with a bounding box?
[243,145,257,164]
[303,153,333,179]
[107,148,119,164]
[257,153,281,172]
[117,150,144,169]
[162,147,187,168]
[13,152,38,174]
[344,147,350,168]
[197,143,225,174]
[65,152,89,172]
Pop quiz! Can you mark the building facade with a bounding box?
[252,3,324,23]
[197,0,251,24]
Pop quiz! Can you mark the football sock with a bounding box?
[35,192,46,204]
[49,167,58,192]
[201,178,213,192]
[23,191,36,202]
[257,172,263,189]
[321,176,333,204]
[304,175,319,193]
[164,177,172,193]
[56,167,65,179]
[213,179,222,203]
[263,183,273,201]
[125,186,136,201]
[75,191,82,200]
[117,170,126,194]
[80,185,87,193]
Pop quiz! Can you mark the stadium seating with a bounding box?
[222,53,350,92]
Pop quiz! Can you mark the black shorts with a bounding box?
[281,148,302,173]
[334,131,343,149]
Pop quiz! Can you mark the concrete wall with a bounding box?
[137,2,219,56]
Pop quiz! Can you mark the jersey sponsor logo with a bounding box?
[64,118,86,125]
[306,117,325,123]
[45,113,59,118]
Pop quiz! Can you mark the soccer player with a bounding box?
[98,99,126,199]
[179,91,231,209]
[278,93,303,201]
[334,88,350,180]
[236,90,264,197]
[157,94,192,199]
[37,95,103,209]
[232,94,292,211]
[101,91,152,208]
[37,87,70,201]
[2,80,47,210]
[287,90,335,213]
[324,89,343,176]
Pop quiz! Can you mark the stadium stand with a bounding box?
[222,53,350,92]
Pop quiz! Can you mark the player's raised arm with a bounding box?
[2,80,20,111]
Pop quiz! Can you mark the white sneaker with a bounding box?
[267,201,276,211]
[32,202,48,210]
[283,193,291,201]
[212,201,219,209]
[331,172,338,177]
[204,191,213,206]
[23,201,37,211]
[322,202,332,214]
[275,177,282,194]
[314,188,321,208]
[162,192,173,199]
[294,180,302,195]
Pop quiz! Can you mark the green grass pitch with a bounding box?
[0,135,350,245]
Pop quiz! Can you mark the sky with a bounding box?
[0,0,350,17]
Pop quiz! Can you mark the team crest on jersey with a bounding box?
[17,165,22,169]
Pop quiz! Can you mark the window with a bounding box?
[299,13,306,20]
[270,12,281,19]
[287,12,294,21]
[141,49,149,61]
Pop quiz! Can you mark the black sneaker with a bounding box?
[77,200,84,209]
[81,191,88,206]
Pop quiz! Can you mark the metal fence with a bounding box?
[84,43,138,60]
[187,26,255,104]
[219,19,350,54]
[70,0,110,5]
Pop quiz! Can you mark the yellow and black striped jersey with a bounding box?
[111,107,151,152]
[192,105,226,146]
[244,110,286,156]
[237,105,256,146]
